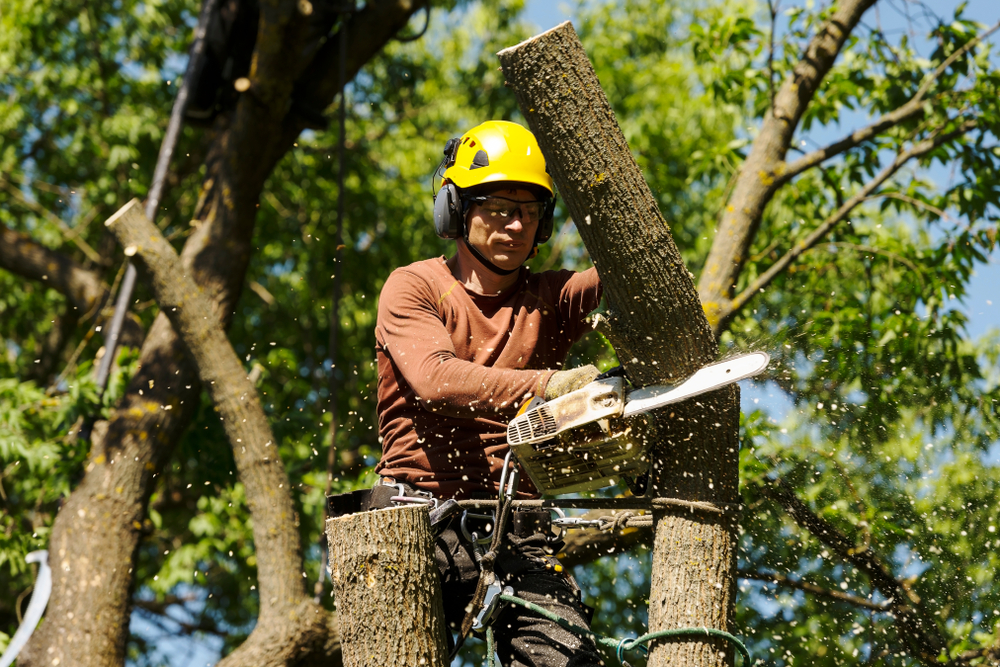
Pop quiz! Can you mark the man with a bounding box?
[374,120,605,666]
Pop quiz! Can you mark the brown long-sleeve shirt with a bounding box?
[375,257,602,499]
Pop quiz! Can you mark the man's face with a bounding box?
[465,187,544,272]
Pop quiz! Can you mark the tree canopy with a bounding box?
[1,0,998,666]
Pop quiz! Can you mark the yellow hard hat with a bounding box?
[442,120,554,195]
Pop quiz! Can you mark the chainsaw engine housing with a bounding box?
[507,377,649,494]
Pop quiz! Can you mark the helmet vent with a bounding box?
[470,149,490,170]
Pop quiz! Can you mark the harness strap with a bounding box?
[453,488,515,655]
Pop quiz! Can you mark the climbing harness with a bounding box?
[325,457,752,667]
[448,459,751,667]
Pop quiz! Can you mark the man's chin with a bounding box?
[489,252,528,272]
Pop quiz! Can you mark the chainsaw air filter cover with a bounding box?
[507,377,649,495]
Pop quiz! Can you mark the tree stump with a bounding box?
[326,506,447,667]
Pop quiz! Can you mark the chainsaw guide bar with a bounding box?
[506,351,770,495]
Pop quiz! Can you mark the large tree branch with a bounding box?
[499,22,739,667]
[778,21,999,184]
[105,200,332,665]
[697,0,878,328]
[290,0,429,133]
[0,221,107,318]
[721,118,978,323]
[761,478,946,664]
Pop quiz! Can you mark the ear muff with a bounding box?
[535,195,557,243]
[433,183,463,239]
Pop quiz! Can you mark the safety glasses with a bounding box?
[469,196,549,221]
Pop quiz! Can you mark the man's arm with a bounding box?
[376,270,554,418]
[558,266,603,342]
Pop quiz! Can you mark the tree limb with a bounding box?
[0,221,107,318]
[737,568,890,612]
[0,177,103,264]
[761,477,946,664]
[723,118,978,322]
[104,199,332,665]
[778,20,999,184]
[290,0,430,134]
[697,0,878,328]
[499,22,739,667]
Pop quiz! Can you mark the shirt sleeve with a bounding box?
[375,269,554,418]
[557,266,603,344]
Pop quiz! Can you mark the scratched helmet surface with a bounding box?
[442,120,554,195]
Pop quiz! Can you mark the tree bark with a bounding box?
[104,199,333,663]
[696,0,877,333]
[327,506,448,667]
[498,22,740,667]
[21,2,428,666]
[0,221,107,318]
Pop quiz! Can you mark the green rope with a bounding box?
[496,593,752,666]
[486,626,496,667]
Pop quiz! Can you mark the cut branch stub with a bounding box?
[498,21,715,387]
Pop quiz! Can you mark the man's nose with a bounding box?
[505,213,525,233]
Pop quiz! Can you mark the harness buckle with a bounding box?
[471,578,513,632]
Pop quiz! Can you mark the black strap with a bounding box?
[451,491,516,658]
[461,237,520,276]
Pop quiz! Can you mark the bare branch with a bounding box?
[865,191,952,222]
[761,478,946,664]
[0,221,107,317]
[738,569,890,612]
[951,642,1000,667]
[104,200,333,666]
[779,21,998,183]
[724,118,977,319]
[105,199,304,615]
[131,599,228,638]
[0,178,103,264]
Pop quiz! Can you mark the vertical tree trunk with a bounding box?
[327,506,448,667]
[498,22,740,667]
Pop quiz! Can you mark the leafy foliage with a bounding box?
[0,0,998,666]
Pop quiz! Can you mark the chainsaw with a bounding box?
[506,351,770,495]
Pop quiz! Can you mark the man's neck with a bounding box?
[448,242,522,295]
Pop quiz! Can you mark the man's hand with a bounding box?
[544,364,600,400]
